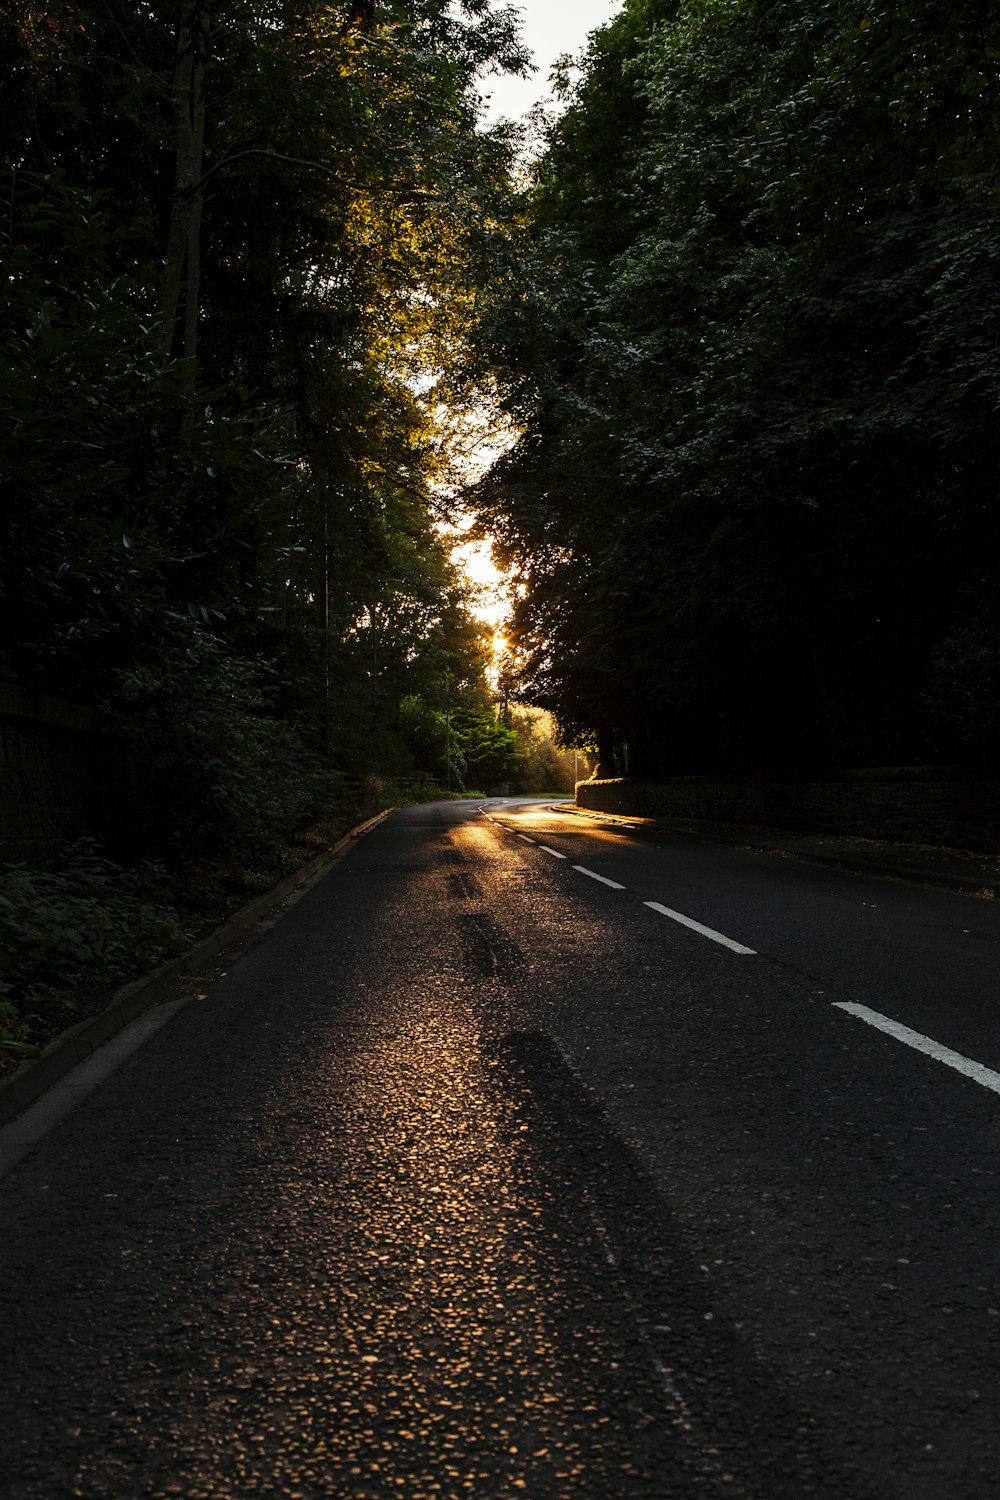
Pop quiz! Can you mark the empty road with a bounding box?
[2,797,999,1498]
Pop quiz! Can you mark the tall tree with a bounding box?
[159,1,210,362]
[472,0,1000,773]
[2,0,528,854]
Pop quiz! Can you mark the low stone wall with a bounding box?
[576,768,1000,853]
[0,684,162,867]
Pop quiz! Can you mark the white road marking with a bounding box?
[517,834,536,844]
[833,1002,1000,1096]
[0,997,191,1180]
[644,902,757,955]
[574,865,626,890]
[539,845,567,859]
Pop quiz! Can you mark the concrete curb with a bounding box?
[0,808,394,1129]
[551,804,653,828]
[557,803,997,898]
[662,827,997,896]
[741,847,997,897]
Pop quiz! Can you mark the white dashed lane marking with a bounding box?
[643,902,757,955]
[495,817,757,955]
[834,1002,1000,1097]
[490,811,1000,1100]
[574,866,626,890]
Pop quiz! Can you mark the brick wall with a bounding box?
[576,769,1000,853]
[0,685,162,867]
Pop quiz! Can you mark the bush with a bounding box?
[398,694,466,788]
[115,626,324,864]
[0,841,191,1063]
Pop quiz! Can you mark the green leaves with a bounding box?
[1,3,526,825]
[471,0,1000,772]
[0,843,191,1061]
[0,840,189,1002]
[450,697,520,786]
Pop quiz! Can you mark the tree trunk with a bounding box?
[319,471,332,770]
[594,727,617,780]
[158,2,210,362]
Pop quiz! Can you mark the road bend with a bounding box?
[2,797,999,1498]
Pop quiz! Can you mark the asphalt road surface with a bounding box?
[2,797,999,1499]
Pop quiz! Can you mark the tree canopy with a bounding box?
[9,0,999,832]
[3,1,528,853]
[471,0,1000,774]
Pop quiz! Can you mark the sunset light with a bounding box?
[8,1,994,1495]
[449,533,510,631]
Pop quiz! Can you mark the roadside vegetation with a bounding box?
[0,776,496,1071]
[470,0,1000,776]
[0,843,190,1066]
[14,0,992,1067]
[2,0,528,797]
[0,2,533,1065]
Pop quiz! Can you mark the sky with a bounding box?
[477,0,626,124]
[453,3,627,630]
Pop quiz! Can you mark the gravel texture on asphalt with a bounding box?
[3,800,999,1499]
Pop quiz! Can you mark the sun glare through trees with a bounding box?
[3,0,999,1052]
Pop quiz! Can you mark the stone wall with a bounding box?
[0,685,162,867]
[576,768,1000,853]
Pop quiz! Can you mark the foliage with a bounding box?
[399,693,465,787]
[1,1,527,866]
[451,695,520,787]
[508,708,580,793]
[398,686,520,791]
[116,628,325,862]
[471,0,1000,773]
[0,172,292,702]
[0,843,191,1062]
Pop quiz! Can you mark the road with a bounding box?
[2,796,999,1499]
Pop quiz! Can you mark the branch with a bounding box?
[195,147,443,202]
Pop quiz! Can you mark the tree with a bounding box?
[2,0,529,858]
[471,0,1000,773]
[451,694,520,788]
[509,707,580,792]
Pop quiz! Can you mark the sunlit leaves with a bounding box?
[1,0,526,802]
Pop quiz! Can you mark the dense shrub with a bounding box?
[0,841,191,1062]
[114,628,325,864]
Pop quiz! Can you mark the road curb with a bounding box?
[655,825,998,896]
[0,807,394,1129]
[751,848,997,896]
[558,803,997,897]
[551,804,654,827]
